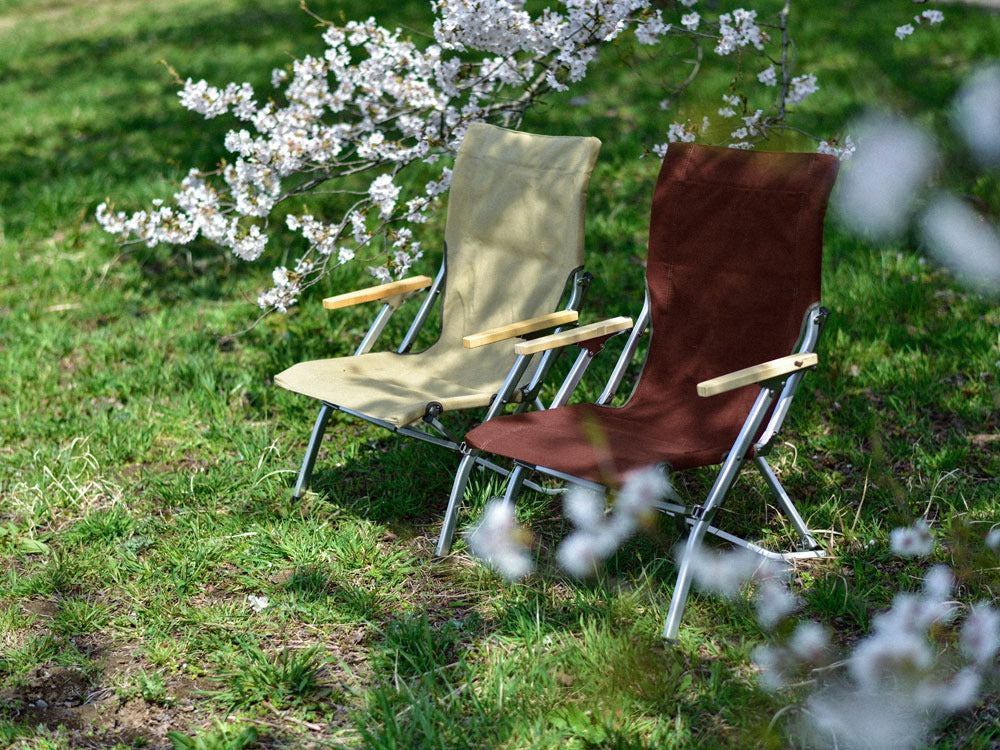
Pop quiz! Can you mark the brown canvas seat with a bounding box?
[438,142,840,639]
[276,123,602,499]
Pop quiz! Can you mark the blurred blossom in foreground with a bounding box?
[788,620,830,663]
[888,518,935,557]
[960,603,1000,666]
[679,544,784,598]
[953,64,1000,168]
[986,527,1000,551]
[467,498,535,580]
[557,488,620,577]
[833,114,937,239]
[557,466,672,578]
[920,193,1000,296]
[803,689,931,750]
[755,578,800,630]
[787,565,986,749]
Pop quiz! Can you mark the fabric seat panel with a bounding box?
[275,342,537,427]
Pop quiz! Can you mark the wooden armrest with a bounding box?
[697,353,819,397]
[322,275,433,310]
[462,310,579,349]
[514,316,633,356]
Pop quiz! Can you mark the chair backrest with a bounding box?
[626,143,839,448]
[439,123,601,343]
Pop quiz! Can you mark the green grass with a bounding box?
[1,0,999,747]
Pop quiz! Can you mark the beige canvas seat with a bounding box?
[276,123,602,498]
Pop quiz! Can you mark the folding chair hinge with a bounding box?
[422,401,444,423]
[691,504,706,521]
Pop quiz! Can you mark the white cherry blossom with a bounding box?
[757,65,777,86]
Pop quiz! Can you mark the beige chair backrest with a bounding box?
[438,123,601,345]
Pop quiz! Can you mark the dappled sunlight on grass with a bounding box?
[1,0,998,746]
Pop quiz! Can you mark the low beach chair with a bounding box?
[440,142,840,640]
[275,123,602,500]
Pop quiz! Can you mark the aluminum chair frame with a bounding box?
[279,123,603,501]
[439,297,830,639]
[291,260,593,500]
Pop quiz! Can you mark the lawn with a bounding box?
[1,0,998,747]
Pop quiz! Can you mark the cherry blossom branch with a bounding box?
[97,0,823,316]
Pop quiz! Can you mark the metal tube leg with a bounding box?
[503,465,529,504]
[437,451,477,557]
[292,404,333,500]
[754,456,819,549]
[663,507,717,641]
[663,387,778,641]
[550,349,595,409]
[662,456,747,640]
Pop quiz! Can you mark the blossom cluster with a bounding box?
[467,466,673,580]
[731,523,999,749]
[467,498,535,581]
[656,4,821,154]
[98,0,824,314]
[98,0,671,313]
[834,65,1000,296]
[896,8,945,40]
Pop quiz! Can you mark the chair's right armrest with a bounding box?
[462,310,580,349]
[322,275,433,310]
[696,353,818,397]
[513,316,634,355]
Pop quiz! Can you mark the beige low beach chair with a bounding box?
[275,123,602,499]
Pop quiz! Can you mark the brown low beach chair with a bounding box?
[438,142,840,640]
[275,123,602,500]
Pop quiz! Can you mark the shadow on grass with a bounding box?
[350,601,778,748]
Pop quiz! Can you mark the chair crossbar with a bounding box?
[397,262,447,354]
[471,457,564,495]
[291,402,463,499]
[755,306,829,452]
[597,292,650,406]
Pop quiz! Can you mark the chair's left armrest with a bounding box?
[513,316,634,355]
[322,275,433,310]
[462,310,579,349]
[697,353,819,397]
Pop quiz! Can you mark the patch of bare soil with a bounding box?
[1,643,208,749]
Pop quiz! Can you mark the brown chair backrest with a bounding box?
[623,143,840,454]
